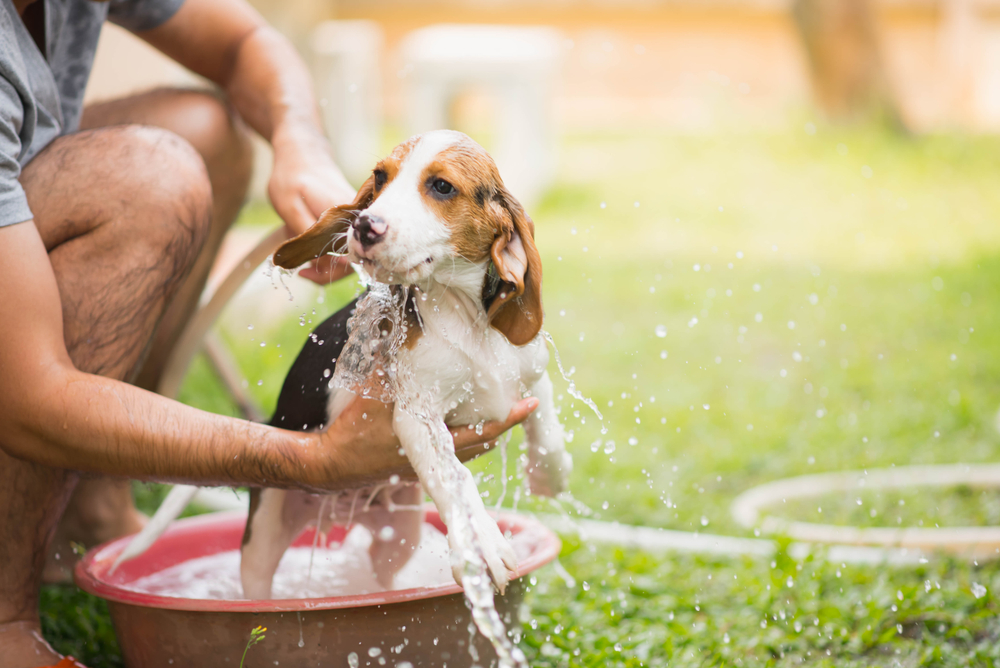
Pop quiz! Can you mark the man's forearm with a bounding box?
[139,0,326,146]
[5,363,328,490]
[225,25,324,145]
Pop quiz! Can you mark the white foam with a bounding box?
[123,522,537,601]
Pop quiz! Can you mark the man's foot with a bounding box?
[43,479,147,583]
[0,620,65,668]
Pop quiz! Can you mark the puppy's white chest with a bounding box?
[405,314,546,427]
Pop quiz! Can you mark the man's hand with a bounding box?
[268,122,356,284]
[140,0,358,286]
[313,397,540,490]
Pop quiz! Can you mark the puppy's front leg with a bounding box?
[392,406,517,592]
[523,371,573,496]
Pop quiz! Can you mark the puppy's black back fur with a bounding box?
[267,298,358,431]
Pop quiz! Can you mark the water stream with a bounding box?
[330,280,529,667]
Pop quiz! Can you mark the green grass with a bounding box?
[40,122,1000,666]
[521,538,1000,668]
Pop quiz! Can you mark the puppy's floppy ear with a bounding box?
[485,187,543,346]
[273,176,376,269]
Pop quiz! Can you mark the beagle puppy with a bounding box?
[241,130,571,599]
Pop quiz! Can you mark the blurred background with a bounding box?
[54,2,1000,665]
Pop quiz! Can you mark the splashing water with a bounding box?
[264,259,295,302]
[331,278,528,668]
[495,431,512,511]
[541,330,605,430]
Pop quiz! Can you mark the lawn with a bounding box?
[41,123,1000,667]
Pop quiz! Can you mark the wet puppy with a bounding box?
[241,130,571,598]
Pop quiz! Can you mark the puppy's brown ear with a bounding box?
[272,176,376,269]
[485,187,543,346]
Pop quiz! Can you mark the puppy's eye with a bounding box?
[373,170,388,189]
[431,178,455,196]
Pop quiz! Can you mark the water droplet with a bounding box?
[603,441,616,454]
[786,576,794,587]
[655,324,667,338]
[378,526,395,541]
[660,350,668,359]
[247,324,254,331]
[972,582,987,599]
[688,317,698,328]
[582,581,591,591]
[703,404,710,410]
[348,653,359,668]
[700,516,709,526]
[368,647,382,657]
[628,437,638,446]
[755,312,763,323]
[614,642,622,651]
[323,368,331,378]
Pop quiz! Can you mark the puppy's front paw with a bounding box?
[474,507,518,594]
[446,508,518,594]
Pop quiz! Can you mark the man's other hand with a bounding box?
[268,122,356,285]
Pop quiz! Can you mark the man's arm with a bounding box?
[139,0,355,283]
[0,223,535,490]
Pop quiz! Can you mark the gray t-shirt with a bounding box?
[0,0,185,228]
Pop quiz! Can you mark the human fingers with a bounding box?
[271,184,318,238]
[298,255,354,285]
[300,171,354,221]
[452,397,539,462]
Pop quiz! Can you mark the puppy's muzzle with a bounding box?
[354,213,387,250]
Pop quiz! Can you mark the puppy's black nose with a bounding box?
[354,213,387,249]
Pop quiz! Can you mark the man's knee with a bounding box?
[116,125,214,271]
[90,88,254,204]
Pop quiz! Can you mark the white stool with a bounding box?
[312,20,384,186]
[400,25,562,208]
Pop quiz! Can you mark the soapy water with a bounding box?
[125,522,541,600]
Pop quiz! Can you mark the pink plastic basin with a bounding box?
[75,508,560,668]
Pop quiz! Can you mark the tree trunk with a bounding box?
[792,0,906,129]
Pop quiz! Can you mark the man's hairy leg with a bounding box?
[44,89,254,584]
[0,125,213,666]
